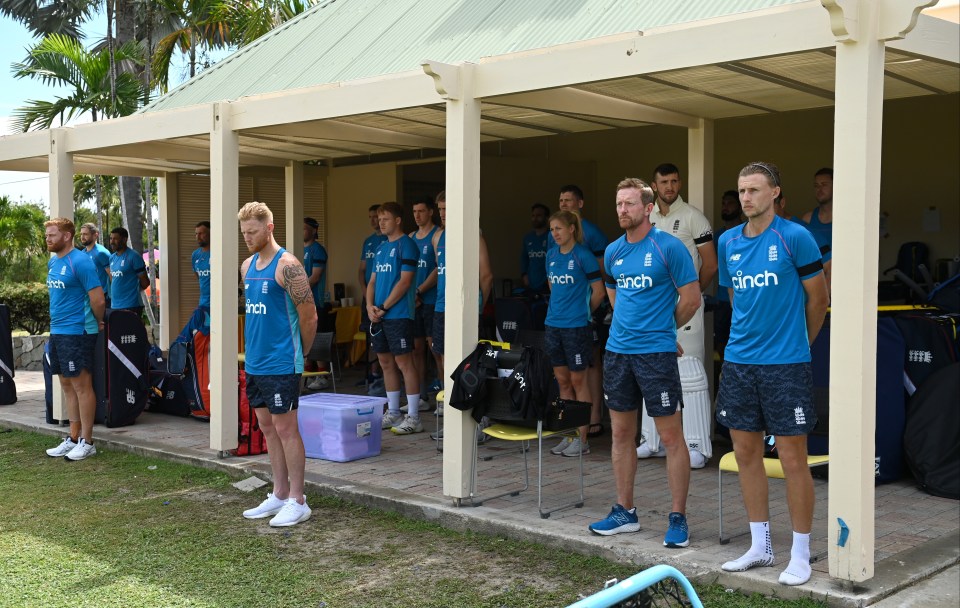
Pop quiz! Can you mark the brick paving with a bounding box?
[1,369,957,606]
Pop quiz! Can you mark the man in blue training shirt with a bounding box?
[366,202,423,435]
[520,203,550,294]
[717,162,828,587]
[588,178,700,549]
[43,218,106,462]
[409,198,440,404]
[108,227,148,313]
[238,201,318,528]
[79,223,111,308]
[303,217,329,389]
[192,221,211,308]
[358,204,388,393]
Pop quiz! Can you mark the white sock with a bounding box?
[405,394,420,421]
[779,531,812,586]
[721,521,774,572]
[387,391,401,415]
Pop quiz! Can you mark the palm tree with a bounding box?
[0,195,48,283]
[152,0,230,93]
[221,0,316,48]
[0,0,96,40]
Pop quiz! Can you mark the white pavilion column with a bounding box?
[285,161,305,262]
[423,61,481,501]
[209,102,240,453]
[157,172,180,350]
[821,0,933,582]
[687,119,715,387]
[48,128,74,422]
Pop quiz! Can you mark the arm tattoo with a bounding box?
[281,263,315,307]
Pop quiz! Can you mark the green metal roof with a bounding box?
[144,0,806,113]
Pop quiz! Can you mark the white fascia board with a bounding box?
[230,70,443,131]
[489,88,699,129]
[473,2,836,98]
[887,13,960,65]
[87,140,289,167]
[0,130,48,163]
[246,119,446,149]
[66,104,213,153]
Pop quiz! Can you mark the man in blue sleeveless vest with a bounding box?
[800,168,834,293]
[588,178,700,550]
[238,202,318,528]
[410,198,441,404]
[717,162,828,586]
[108,227,148,313]
[43,218,106,462]
[367,202,423,435]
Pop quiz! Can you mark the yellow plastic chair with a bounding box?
[718,451,829,543]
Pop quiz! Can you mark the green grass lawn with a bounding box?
[0,429,826,608]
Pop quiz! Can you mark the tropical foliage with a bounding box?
[0,196,48,283]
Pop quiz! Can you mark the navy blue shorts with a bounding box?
[371,318,415,355]
[716,361,816,436]
[603,351,683,417]
[414,304,434,338]
[544,325,594,371]
[246,373,301,415]
[48,333,98,378]
[432,311,445,355]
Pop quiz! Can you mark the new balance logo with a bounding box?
[794,406,806,425]
[245,300,267,315]
[730,254,742,261]
[616,274,653,290]
[731,270,779,289]
[614,259,624,266]
[768,245,778,262]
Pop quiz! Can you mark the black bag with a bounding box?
[145,346,191,417]
[0,304,16,405]
[541,399,591,432]
[43,340,61,424]
[93,309,150,427]
[903,362,960,499]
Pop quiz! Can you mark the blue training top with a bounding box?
[192,248,211,307]
[520,230,549,290]
[109,248,146,309]
[549,217,608,258]
[604,228,698,354]
[361,233,387,286]
[435,231,446,313]
[84,243,111,295]
[372,236,419,320]
[243,248,304,375]
[718,215,824,365]
[412,226,439,305]
[546,243,601,328]
[806,207,832,252]
[48,248,101,335]
[303,241,328,306]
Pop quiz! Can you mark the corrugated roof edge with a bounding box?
[139,0,340,114]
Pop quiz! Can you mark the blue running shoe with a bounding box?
[663,512,690,548]
[589,504,640,536]
[428,378,443,393]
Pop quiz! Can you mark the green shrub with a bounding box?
[0,282,50,335]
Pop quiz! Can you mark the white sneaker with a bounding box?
[46,437,77,457]
[382,411,404,430]
[391,415,424,435]
[269,496,311,527]
[550,437,573,455]
[689,448,707,469]
[636,442,666,459]
[305,376,330,390]
[64,438,96,461]
[400,401,431,413]
[243,493,286,519]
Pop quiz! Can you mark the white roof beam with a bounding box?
[246,119,446,149]
[231,70,443,131]
[65,105,212,153]
[473,2,836,98]
[491,88,699,129]
[887,13,960,65]
[0,131,48,163]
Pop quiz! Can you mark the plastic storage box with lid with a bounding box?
[298,393,384,462]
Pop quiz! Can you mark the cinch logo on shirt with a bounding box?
[616,274,653,290]
[549,274,576,285]
[196,269,211,277]
[365,250,376,259]
[47,279,66,289]
[245,299,267,315]
[731,270,779,290]
[376,262,393,273]
[528,249,545,258]
[111,270,125,278]
[418,258,428,268]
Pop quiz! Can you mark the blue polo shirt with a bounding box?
[412,226,439,305]
[718,215,824,365]
[109,248,146,309]
[546,243,601,328]
[84,243,111,295]
[192,248,211,307]
[48,249,101,335]
[361,232,387,285]
[520,230,549,290]
[604,228,698,354]
[303,240,328,306]
[372,236,419,320]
